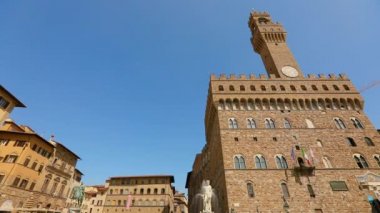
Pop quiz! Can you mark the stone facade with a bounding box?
[0,86,82,213]
[186,11,380,213]
[82,185,107,213]
[102,175,175,213]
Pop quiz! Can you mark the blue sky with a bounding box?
[1,0,379,193]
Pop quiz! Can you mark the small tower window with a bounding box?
[280,85,285,91]
[346,137,357,147]
[271,85,277,91]
[322,85,328,91]
[240,85,245,91]
[290,85,296,91]
[305,119,315,128]
[250,85,256,91]
[333,85,340,91]
[343,85,350,91]
[301,85,307,91]
[218,85,224,91]
[322,156,333,168]
[281,183,290,198]
[247,183,255,198]
[365,137,375,146]
[374,155,380,167]
[311,85,318,91]
[261,85,266,91]
[229,85,235,91]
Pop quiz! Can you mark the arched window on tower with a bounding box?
[246,182,255,198]
[218,85,224,91]
[322,156,333,168]
[305,119,315,128]
[350,117,364,129]
[275,155,288,169]
[280,85,285,91]
[284,119,291,129]
[255,155,267,169]
[374,155,380,167]
[334,118,346,129]
[228,118,238,129]
[229,85,235,91]
[240,85,245,91]
[247,118,256,129]
[365,137,375,146]
[354,154,369,169]
[265,118,275,129]
[234,155,246,169]
[346,137,357,147]
[281,183,290,198]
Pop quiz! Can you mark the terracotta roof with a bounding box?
[0,130,55,149]
[0,85,26,107]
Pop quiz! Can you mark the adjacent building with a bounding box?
[0,85,82,213]
[81,185,107,213]
[186,11,380,212]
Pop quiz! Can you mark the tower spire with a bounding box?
[249,11,303,78]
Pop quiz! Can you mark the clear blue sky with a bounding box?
[1,1,379,194]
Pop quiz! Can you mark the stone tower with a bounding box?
[186,11,380,213]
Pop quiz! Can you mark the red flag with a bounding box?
[126,195,132,209]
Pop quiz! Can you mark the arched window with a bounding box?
[281,183,290,198]
[261,85,266,91]
[229,85,235,91]
[161,188,165,194]
[365,137,375,146]
[228,118,238,129]
[275,155,288,169]
[240,85,245,91]
[265,118,275,129]
[316,140,323,147]
[218,85,224,91]
[311,85,318,91]
[297,157,305,167]
[280,85,285,91]
[322,85,328,91]
[234,155,246,169]
[351,118,364,129]
[250,85,256,91]
[247,182,255,198]
[354,154,369,168]
[334,118,346,129]
[271,85,276,91]
[247,118,256,128]
[322,156,333,168]
[255,155,267,169]
[333,85,340,91]
[301,85,307,91]
[374,155,380,167]
[147,188,151,194]
[346,137,357,147]
[343,85,350,91]
[140,188,144,194]
[290,85,296,91]
[305,119,315,128]
[284,119,291,128]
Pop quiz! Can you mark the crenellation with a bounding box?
[220,74,227,80]
[319,74,327,79]
[307,74,317,79]
[239,74,247,80]
[229,74,236,80]
[259,74,268,79]
[210,74,217,80]
[329,74,337,79]
[249,74,257,80]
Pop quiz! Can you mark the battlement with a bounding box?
[210,73,349,81]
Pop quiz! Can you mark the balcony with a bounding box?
[46,164,72,179]
[292,165,315,176]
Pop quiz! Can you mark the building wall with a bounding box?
[187,11,380,213]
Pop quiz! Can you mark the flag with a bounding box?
[290,147,296,161]
[301,148,311,166]
[126,195,132,209]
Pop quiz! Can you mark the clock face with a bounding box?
[281,66,299,77]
